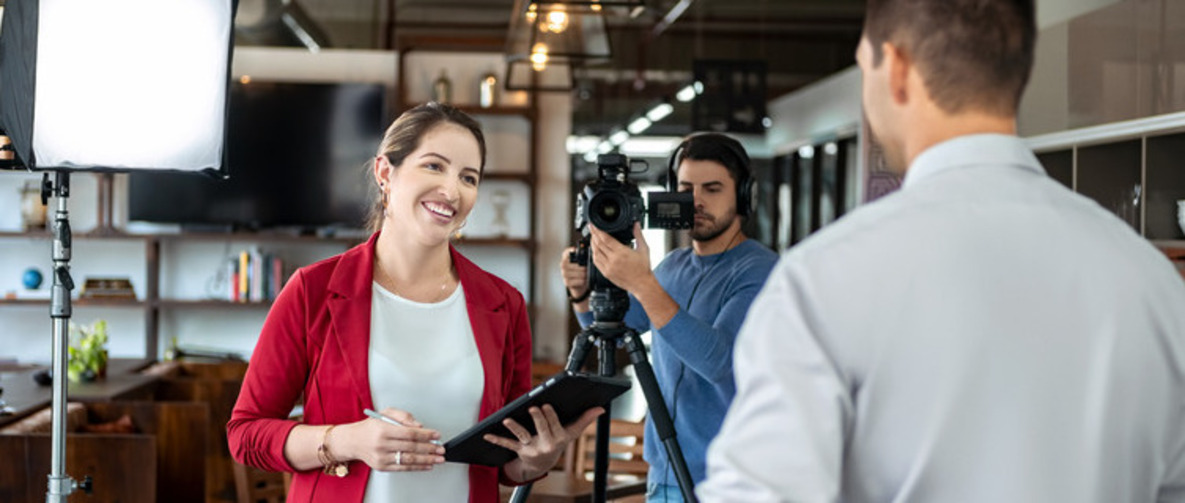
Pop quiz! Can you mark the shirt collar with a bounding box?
[902,133,1044,189]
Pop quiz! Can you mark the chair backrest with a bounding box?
[232,463,287,503]
[572,419,648,477]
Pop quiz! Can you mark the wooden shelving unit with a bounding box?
[396,45,541,314]
[0,230,358,358]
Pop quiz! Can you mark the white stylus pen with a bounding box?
[363,408,442,445]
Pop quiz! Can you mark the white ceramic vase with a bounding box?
[1177,200,1185,236]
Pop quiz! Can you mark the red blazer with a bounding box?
[227,233,534,503]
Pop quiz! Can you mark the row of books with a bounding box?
[228,248,288,303]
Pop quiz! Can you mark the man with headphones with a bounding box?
[560,132,778,502]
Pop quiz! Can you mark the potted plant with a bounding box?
[68,319,109,382]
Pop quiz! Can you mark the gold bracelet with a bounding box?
[318,424,349,477]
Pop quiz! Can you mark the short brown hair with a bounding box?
[863,0,1036,116]
[367,102,486,232]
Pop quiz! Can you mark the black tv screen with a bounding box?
[128,81,385,231]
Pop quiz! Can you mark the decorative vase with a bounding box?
[1177,200,1185,237]
[19,181,47,232]
[490,189,511,237]
[479,73,498,108]
[433,70,452,103]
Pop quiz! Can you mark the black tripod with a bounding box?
[510,291,698,503]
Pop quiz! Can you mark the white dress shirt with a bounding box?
[698,134,1185,503]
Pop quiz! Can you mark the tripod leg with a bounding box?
[566,329,597,373]
[508,329,600,503]
[623,331,698,503]
[591,337,616,503]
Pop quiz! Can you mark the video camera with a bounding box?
[570,153,694,321]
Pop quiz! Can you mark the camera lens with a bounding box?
[588,191,631,233]
[600,201,619,219]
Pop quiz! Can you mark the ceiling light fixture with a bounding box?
[627,117,653,134]
[675,81,703,102]
[645,102,674,122]
[540,6,570,33]
[530,43,550,71]
[505,0,614,91]
[505,56,575,91]
[527,0,645,15]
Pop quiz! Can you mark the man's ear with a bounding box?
[882,41,911,106]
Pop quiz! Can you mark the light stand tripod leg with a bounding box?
[622,330,698,503]
[46,171,79,502]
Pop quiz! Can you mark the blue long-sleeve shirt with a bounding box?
[577,239,778,485]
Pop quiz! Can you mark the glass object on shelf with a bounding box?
[479,73,498,108]
[433,69,453,103]
[1177,200,1185,237]
[489,189,511,237]
[1112,184,1141,230]
[19,180,47,232]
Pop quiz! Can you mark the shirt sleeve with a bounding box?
[226,269,309,473]
[697,258,852,503]
[654,256,772,383]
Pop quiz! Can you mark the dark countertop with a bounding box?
[0,358,158,428]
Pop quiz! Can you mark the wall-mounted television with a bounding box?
[128,81,385,232]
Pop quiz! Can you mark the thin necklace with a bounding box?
[376,259,453,302]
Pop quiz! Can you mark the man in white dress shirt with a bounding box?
[697,0,1185,502]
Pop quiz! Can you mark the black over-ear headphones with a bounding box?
[667,133,755,217]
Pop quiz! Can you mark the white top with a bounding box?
[365,283,483,503]
[698,134,1185,503]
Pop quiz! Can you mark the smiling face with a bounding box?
[375,121,483,246]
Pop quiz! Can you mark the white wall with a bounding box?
[766,66,862,156]
[1036,0,1122,28]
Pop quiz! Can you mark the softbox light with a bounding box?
[0,1,235,500]
[0,0,235,174]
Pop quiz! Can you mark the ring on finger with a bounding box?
[395,451,402,466]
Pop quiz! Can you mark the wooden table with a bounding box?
[0,358,158,428]
[504,473,647,503]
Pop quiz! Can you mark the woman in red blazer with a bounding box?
[227,103,601,503]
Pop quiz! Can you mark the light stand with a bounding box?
[43,171,94,501]
[0,1,236,501]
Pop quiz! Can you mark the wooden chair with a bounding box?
[572,419,647,478]
[232,464,288,503]
[507,419,647,503]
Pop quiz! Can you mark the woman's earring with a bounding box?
[380,183,388,210]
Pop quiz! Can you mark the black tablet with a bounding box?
[443,370,632,466]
